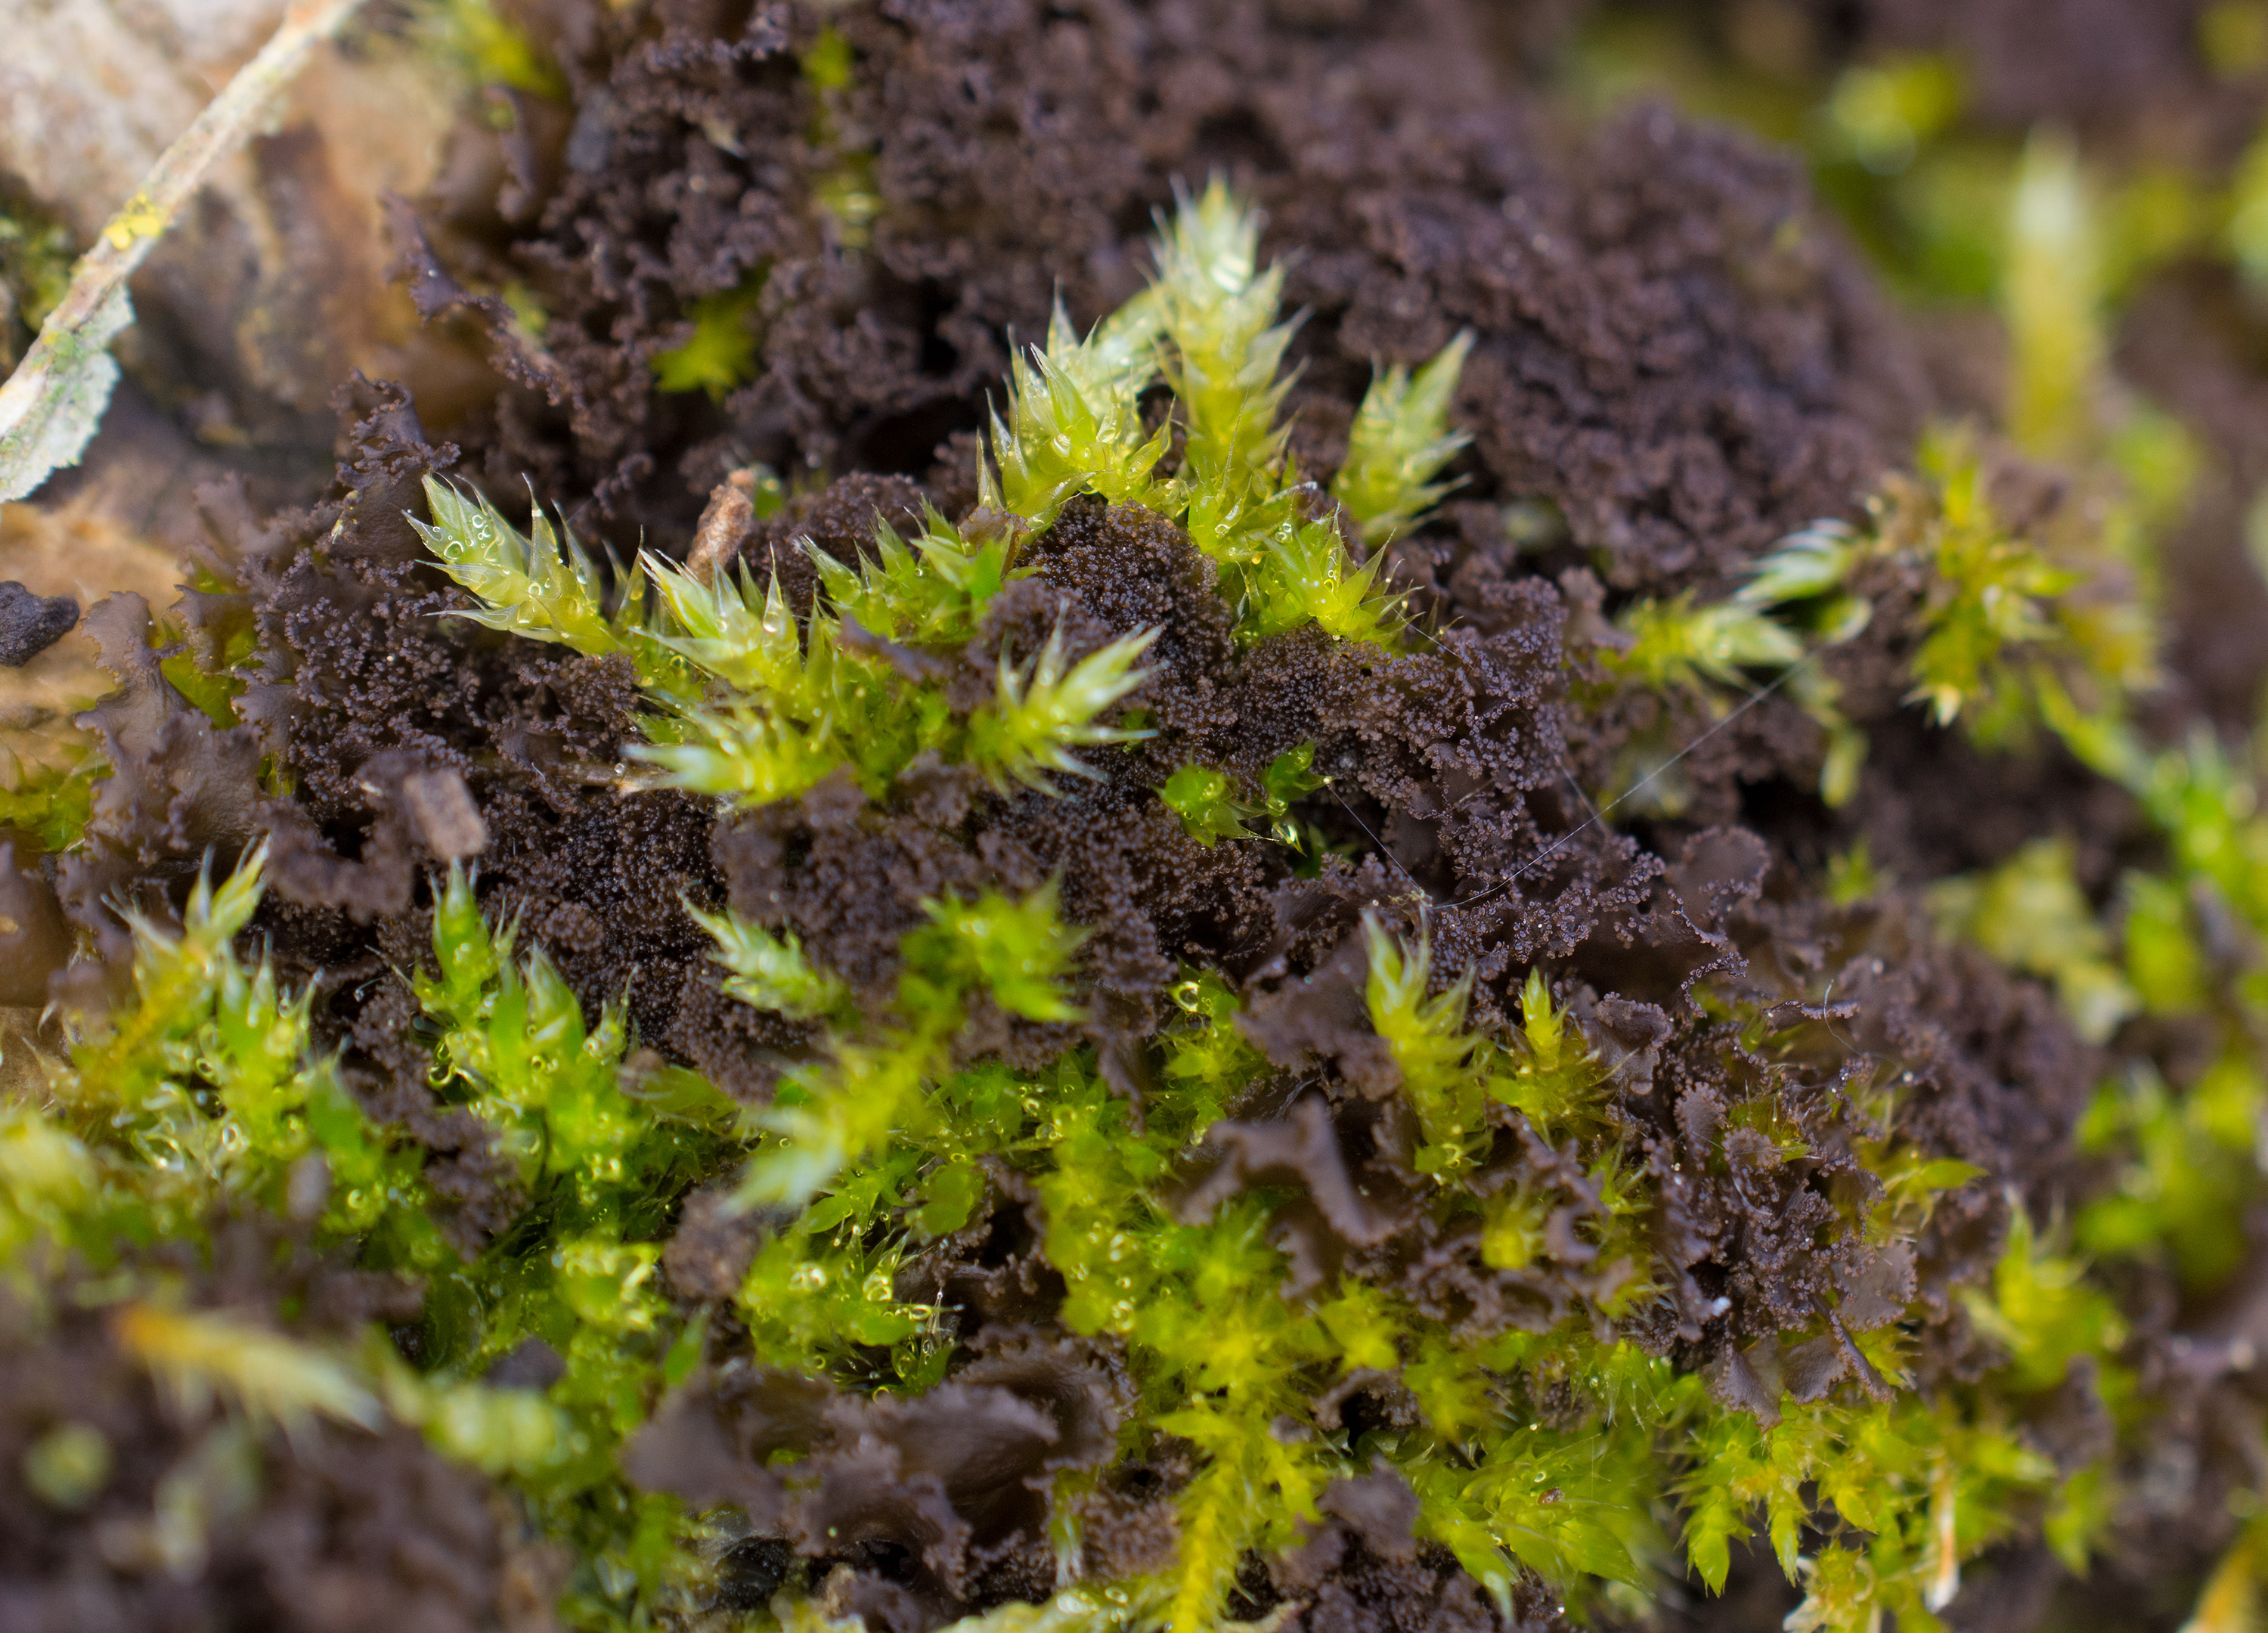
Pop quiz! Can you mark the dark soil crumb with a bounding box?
[0,581,78,668]
[624,1331,1132,1624]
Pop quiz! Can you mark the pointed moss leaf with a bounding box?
[686,900,849,1020]
[2121,872,2209,1015]
[984,299,1172,527]
[1739,520,1863,608]
[1907,430,2083,726]
[67,843,273,1138]
[409,476,627,658]
[1260,742,1325,815]
[965,624,1159,792]
[1928,837,2138,1043]
[1149,178,1299,512]
[908,880,1088,1023]
[1958,1209,2127,1393]
[630,700,847,806]
[1240,516,1405,646]
[422,862,507,1012]
[735,881,1080,1209]
[810,508,1018,645]
[641,553,807,695]
[739,1039,942,1211]
[373,1340,574,1477]
[1363,916,1486,1176]
[928,1587,1163,1633]
[2003,126,2102,457]
[621,1061,742,1131]
[417,864,707,1204]
[1332,329,1473,544]
[1159,764,1255,845]
[910,1158,984,1238]
[1601,553,1870,807]
[1491,968,1614,1139]
[1162,1458,1259,1633]
[0,743,101,854]
[652,276,764,399]
[635,513,1126,804]
[1608,592,1806,691]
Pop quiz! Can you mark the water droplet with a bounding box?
[1170,980,1202,1012]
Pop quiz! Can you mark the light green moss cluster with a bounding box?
[415,185,1472,816]
[5,804,2121,1633]
[980,179,1464,649]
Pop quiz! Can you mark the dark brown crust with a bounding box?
[396,0,1921,596]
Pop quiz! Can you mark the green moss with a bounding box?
[21,1421,113,1511]
[651,277,767,400]
[425,188,1487,821]
[1158,745,1329,849]
[18,106,2266,1628]
[1928,838,2138,1043]
[981,179,1457,648]
[1158,764,1253,846]
[0,201,74,336]
[420,0,565,98]
[683,903,850,1021]
[1588,554,1867,809]
[0,788,2164,1633]
[800,25,854,91]
[0,745,100,856]
[1823,54,1963,176]
[983,296,1174,529]
[2078,1056,2266,1289]
[411,477,652,663]
[1331,330,1473,546]
[2003,130,2105,457]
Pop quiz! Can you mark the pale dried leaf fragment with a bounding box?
[0,0,367,502]
[399,769,489,860]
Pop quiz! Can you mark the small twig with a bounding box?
[0,0,367,503]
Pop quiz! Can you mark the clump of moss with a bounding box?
[0,174,2209,1633]
[8,4,2268,1632]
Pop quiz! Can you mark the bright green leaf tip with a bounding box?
[652,276,766,399]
